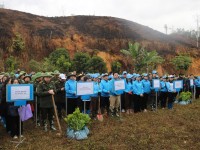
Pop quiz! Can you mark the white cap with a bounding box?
[59,74,66,80]
[168,75,174,78]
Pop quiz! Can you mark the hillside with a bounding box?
[0,8,199,74]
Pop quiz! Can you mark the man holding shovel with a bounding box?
[37,72,57,132]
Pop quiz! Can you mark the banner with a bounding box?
[114,80,125,91]
[6,84,34,102]
[76,82,94,96]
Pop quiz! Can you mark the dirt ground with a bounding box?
[1,99,200,150]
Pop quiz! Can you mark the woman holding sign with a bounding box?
[166,75,176,109]
[65,72,79,115]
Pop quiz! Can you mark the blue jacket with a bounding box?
[141,79,151,94]
[195,79,200,87]
[124,81,133,93]
[160,81,168,92]
[166,81,175,92]
[91,81,100,97]
[109,78,124,96]
[132,80,144,95]
[65,79,78,98]
[100,79,110,97]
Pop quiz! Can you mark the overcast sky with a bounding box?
[1,0,200,33]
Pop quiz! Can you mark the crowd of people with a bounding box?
[0,69,200,140]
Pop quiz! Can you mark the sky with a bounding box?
[1,0,200,33]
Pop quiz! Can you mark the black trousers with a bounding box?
[7,115,23,137]
[160,92,168,108]
[41,107,53,126]
[125,93,133,110]
[55,102,65,118]
[100,96,110,114]
[133,94,142,113]
[196,87,200,99]
[67,98,81,115]
[141,93,149,110]
[121,93,125,110]
[91,97,99,117]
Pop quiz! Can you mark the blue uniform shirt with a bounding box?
[141,79,151,94]
[132,80,144,95]
[160,81,168,92]
[65,79,78,98]
[109,78,124,96]
[100,79,110,97]
[195,79,200,87]
[125,81,133,93]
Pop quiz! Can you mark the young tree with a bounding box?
[143,50,164,73]
[5,56,19,72]
[111,61,122,73]
[88,56,107,73]
[121,42,164,72]
[171,54,192,72]
[28,59,42,72]
[71,52,91,73]
[12,33,25,53]
[48,48,71,72]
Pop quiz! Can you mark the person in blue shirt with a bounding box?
[132,74,144,113]
[109,73,124,117]
[124,74,133,114]
[141,73,151,112]
[195,76,200,99]
[65,72,79,115]
[166,75,176,109]
[159,76,168,109]
[100,73,110,116]
[90,74,100,119]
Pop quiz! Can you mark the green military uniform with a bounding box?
[37,72,56,131]
[54,79,66,118]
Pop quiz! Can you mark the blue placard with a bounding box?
[173,80,183,92]
[152,79,160,91]
[6,84,34,102]
[76,82,94,96]
[114,80,125,91]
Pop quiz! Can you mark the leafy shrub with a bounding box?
[179,91,192,101]
[64,108,91,131]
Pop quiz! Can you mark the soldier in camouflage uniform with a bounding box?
[54,74,66,118]
[32,72,43,126]
[37,72,56,132]
[51,70,60,83]
[17,71,26,84]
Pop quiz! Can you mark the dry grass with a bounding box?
[1,99,200,150]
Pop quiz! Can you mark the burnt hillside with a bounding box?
[0,8,199,74]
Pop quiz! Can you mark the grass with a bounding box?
[1,99,200,150]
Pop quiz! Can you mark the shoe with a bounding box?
[20,135,24,138]
[126,111,130,114]
[115,113,120,117]
[13,135,18,139]
[44,126,48,132]
[144,109,147,112]
[50,125,57,131]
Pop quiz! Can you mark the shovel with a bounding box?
[97,95,103,122]
[52,95,62,136]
